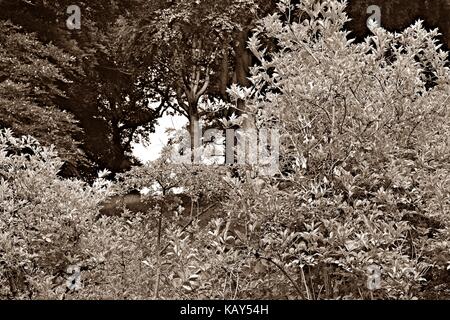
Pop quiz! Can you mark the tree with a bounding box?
[124,0,273,161]
[0,0,165,176]
[0,20,86,176]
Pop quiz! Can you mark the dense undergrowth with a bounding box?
[1,0,449,299]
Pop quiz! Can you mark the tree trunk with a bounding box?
[188,105,201,164]
[234,30,252,88]
[219,39,230,100]
[233,29,255,131]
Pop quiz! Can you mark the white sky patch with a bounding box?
[132,111,188,163]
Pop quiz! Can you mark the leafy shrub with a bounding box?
[224,0,450,299]
[0,129,111,299]
[2,0,450,300]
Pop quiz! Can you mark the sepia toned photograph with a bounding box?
[0,0,449,304]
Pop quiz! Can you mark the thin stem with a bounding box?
[257,254,304,299]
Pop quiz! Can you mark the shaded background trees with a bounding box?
[0,0,162,179]
[0,20,84,176]
[1,0,449,180]
[346,0,450,52]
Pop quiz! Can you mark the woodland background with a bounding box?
[1,0,450,299]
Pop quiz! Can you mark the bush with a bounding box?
[1,0,449,300]
[224,0,450,298]
[0,129,112,299]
